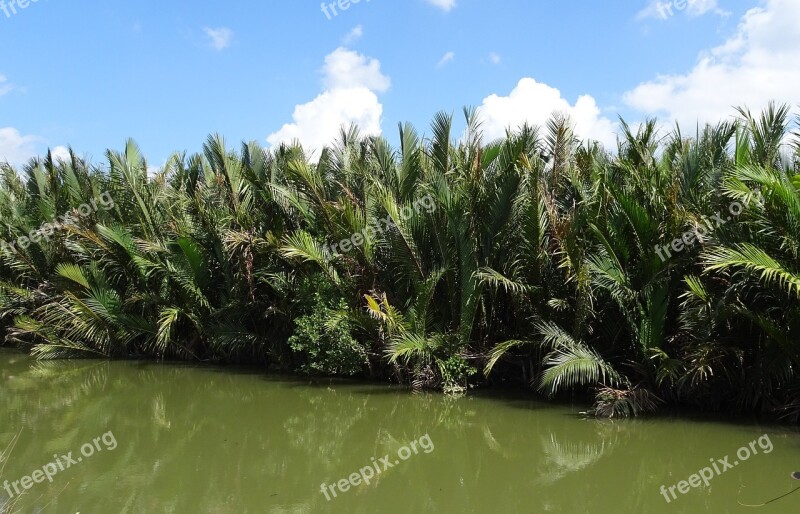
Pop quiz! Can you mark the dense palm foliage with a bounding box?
[1,104,799,419]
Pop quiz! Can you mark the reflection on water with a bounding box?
[1,350,799,513]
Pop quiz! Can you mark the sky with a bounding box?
[0,0,798,167]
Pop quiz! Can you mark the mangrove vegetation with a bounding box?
[1,104,799,420]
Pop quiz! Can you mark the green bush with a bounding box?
[439,355,476,394]
[288,297,365,376]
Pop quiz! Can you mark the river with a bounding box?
[1,350,798,513]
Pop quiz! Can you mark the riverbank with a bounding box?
[2,105,799,421]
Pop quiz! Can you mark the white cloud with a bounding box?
[0,75,12,97]
[322,47,390,92]
[684,0,728,16]
[425,0,456,12]
[637,0,729,20]
[478,78,618,148]
[266,89,383,151]
[437,51,455,68]
[0,130,73,167]
[203,27,233,51]
[0,127,41,166]
[489,52,501,65]
[267,48,391,152]
[343,25,363,45]
[625,0,800,127]
[50,146,71,162]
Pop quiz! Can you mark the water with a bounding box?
[1,350,799,513]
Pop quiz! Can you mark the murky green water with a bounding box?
[1,351,799,513]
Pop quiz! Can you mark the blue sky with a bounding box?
[1,0,797,167]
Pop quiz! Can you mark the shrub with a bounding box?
[439,355,476,394]
[288,297,365,376]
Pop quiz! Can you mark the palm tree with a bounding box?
[1,103,799,419]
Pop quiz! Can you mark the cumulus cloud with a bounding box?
[489,52,502,65]
[425,0,456,12]
[50,146,71,162]
[637,0,729,20]
[626,0,800,128]
[203,27,233,50]
[437,51,455,68]
[266,48,391,152]
[322,47,390,92]
[478,78,617,148]
[0,130,71,167]
[0,127,41,166]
